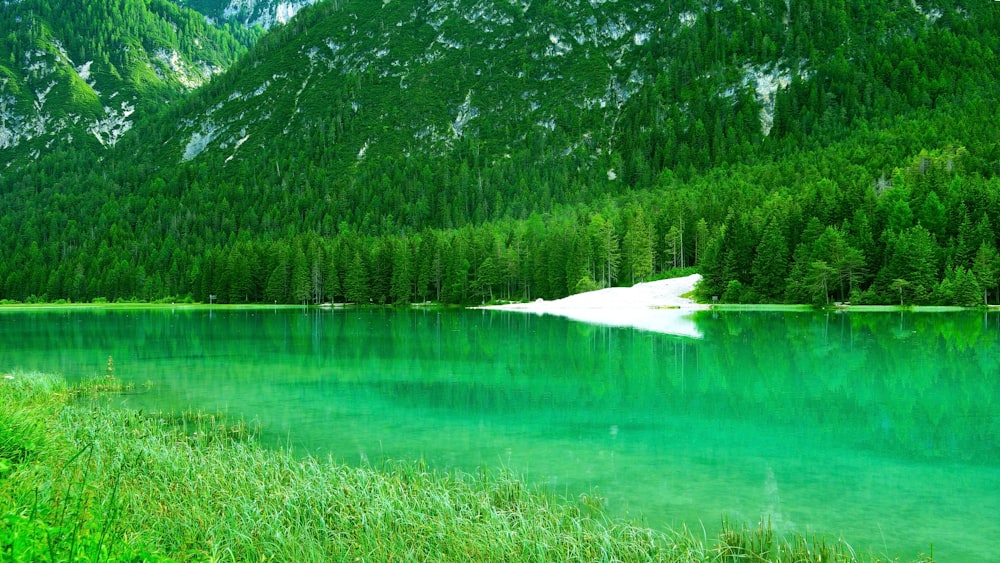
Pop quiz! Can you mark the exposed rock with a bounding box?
[223,0,320,29]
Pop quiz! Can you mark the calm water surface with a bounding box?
[2,307,998,561]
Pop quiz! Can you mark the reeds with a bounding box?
[1,371,933,562]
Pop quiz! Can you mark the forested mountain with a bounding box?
[1,0,998,307]
[0,0,258,162]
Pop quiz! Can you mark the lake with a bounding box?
[2,307,998,561]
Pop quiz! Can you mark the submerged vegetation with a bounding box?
[1,371,935,562]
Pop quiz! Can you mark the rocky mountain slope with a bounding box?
[115,0,995,228]
[0,0,257,164]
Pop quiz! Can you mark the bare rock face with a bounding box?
[222,0,320,29]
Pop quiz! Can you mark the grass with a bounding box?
[1,371,934,562]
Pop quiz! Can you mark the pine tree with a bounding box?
[944,266,982,307]
[290,246,311,305]
[264,245,290,303]
[475,256,499,303]
[808,260,836,305]
[226,247,252,303]
[589,214,620,288]
[972,242,1000,305]
[390,239,413,305]
[309,242,325,304]
[751,219,790,301]
[370,240,394,304]
[693,218,710,267]
[918,190,947,237]
[880,225,939,304]
[344,251,370,304]
[565,228,591,295]
[622,208,653,285]
[324,247,342,303]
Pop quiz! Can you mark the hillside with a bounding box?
[115,0,1000,229]
[0,0,258,161]
[0,0,998,306]
[128,0,693,230]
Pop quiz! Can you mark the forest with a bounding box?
[1,0,999,307]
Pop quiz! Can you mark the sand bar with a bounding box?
[479,274,707,338]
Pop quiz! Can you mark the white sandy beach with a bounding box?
[481,273,708,338]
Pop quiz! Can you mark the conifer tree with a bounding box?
[622,207,654,286]
[290,246,311,305]
[390,240,413,305]
[264,244,290,304]
[751,219,790,301]
[344,251,369,304]
[588,214,619,289]
[972,242,1000,305]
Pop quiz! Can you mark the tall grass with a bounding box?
[1,371,934,562]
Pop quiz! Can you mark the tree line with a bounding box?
[3,131,999,308]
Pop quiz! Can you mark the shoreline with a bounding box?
[478,272,1000,315]
[476,274,999,338]
[1,290,997,314]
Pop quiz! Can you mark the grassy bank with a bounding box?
[1,372,931,562]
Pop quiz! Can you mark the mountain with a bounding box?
[0,0,258,163]
[132,0,684,232]
[118,0,998,230]
[1,0,999,306]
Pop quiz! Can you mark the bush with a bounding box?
[573,275,601,294]
[722,280,744,303]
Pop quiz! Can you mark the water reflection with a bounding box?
[511,306,704,338]
[692,310,1000,464]
[1,308,998,560]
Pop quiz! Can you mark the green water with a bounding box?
[2,307,998,560]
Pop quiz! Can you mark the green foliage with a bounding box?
[0,0,258,162]
[0,410,42,475]
[0,371,937,562]
[722,280,744,304]
[972,243,1000,305]
[1,0,1000,306]
[717,517,774,562]
[573,275,600,295]
[936,266,981,307]
[751,219,790,301]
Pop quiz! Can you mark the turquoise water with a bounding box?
[2,307,998,560]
